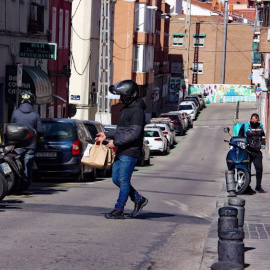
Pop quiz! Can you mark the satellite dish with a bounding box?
[68,104,77,118]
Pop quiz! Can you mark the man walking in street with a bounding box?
[96,80,148,219]
[239,113,267,193]
[11,91,43,191]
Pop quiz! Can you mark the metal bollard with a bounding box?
[218,229,245,266]
[218,207,238,238]
[225,170,236,197]
[211,261,244,270]
[228,197,245,231]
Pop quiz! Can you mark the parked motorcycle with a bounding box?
[0,124,36,200]
[224,127,251,194]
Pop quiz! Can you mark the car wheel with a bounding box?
[140,151,146,166]
[145,155,150,166]
[166,143,170,154]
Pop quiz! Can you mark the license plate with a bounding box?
[36,152,57,157]
[0,162,12,175]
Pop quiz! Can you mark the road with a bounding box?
[0,102,256,270]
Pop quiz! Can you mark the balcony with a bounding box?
[252,51,263,64]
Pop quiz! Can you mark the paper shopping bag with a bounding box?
[81,143,93,167]
[107,148,115,167]
[88,143,108,169]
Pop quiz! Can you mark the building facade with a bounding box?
[112,0,170,123]
[0,0,53,129]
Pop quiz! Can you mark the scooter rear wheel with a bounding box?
[235,169,250,195]
[0,174,8,201]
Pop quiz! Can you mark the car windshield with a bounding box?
[179,105,192,110]
[144,131,160,137]
[43,122,74,139]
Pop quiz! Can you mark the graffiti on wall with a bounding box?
[189,84,256,103]
[168,77,183,102]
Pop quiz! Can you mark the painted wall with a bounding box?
[189,84,256,103]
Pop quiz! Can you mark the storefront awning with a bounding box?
[5,65,53,105]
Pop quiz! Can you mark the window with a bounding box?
[133,45,154,72]
[172,34,184,46]
[64,10,70,49]
[59,9,63,49]
[192,63,203,74]
[28,3,44,33]
[193,34,206,47]
[52,7,57,42]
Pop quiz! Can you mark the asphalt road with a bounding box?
[0,103,255,270]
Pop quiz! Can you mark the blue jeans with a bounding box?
[112,155,142,211]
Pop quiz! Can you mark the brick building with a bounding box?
[112,0,170,123]
[169,14,253,91]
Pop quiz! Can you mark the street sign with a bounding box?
[17,63,22,87]
[19,42,57,60]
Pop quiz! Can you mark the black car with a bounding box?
[34,119,95,181]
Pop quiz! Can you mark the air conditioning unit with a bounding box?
[267,29,270,41]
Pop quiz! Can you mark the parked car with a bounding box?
[83,120,112,177]
[83,120,105,140]
[181,112,193,128]
[137,139,151,166]
[184,96,200,111]
[160,112,186,135]
[104,124,150,166]
[34,119,95,181]
[189,93,206,108]
[178,101,198,120]
[145,123,175,146]
[144,128,170,155]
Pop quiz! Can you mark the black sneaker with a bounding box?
[255,187,268,194]
[245,186,256,195]
[105,209,124,219]
[131,197,148,218]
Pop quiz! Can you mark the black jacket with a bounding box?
[239,122,265,152]
[106,99,146,158]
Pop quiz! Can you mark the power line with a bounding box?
[70,51,91,76]
[72,25,91,41]
[72,0,82,19]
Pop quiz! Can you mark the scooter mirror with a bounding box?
[224,127,230,133]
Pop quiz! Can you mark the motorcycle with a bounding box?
[0,123,36,200]
[224,127,251,194]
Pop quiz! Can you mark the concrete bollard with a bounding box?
[225,170,236,197]
[218,207,238,238]
[228,197,245,231]
[218,229,245,266]
[211,261,244,270]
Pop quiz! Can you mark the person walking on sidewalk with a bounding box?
[239,113,267,193]
[96,80,148,219]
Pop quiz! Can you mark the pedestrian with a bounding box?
[10,91,43,191]
[239,113,267,193]
[96,80,148,219]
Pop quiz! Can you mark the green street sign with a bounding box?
[19,42,57,60]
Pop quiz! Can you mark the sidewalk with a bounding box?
[200,102,270,269]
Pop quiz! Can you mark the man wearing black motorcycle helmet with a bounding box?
[10,91,43,191]
[239,113,266,194]
[96,80,148,219]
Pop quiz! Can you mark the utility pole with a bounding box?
[221,0,228,84]
[95,0,112,124]
[183,0,191,98]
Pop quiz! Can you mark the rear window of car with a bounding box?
[85,124,98,139]
[161,115,178,121]
[179,105,192,110]
[144,131,160,137]
[43,122,74,139]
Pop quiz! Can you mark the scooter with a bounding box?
[224,127,251,194]
[0,124,36,200]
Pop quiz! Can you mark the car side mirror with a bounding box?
[224,127,230,133]
[144,140,149,144]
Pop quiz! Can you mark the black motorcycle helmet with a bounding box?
[109,80,139,105]
[19,91,35,105]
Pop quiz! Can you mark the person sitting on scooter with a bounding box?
[10,91,43,191]
[239,113,267,194]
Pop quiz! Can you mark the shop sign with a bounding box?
[19,42,57,60]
